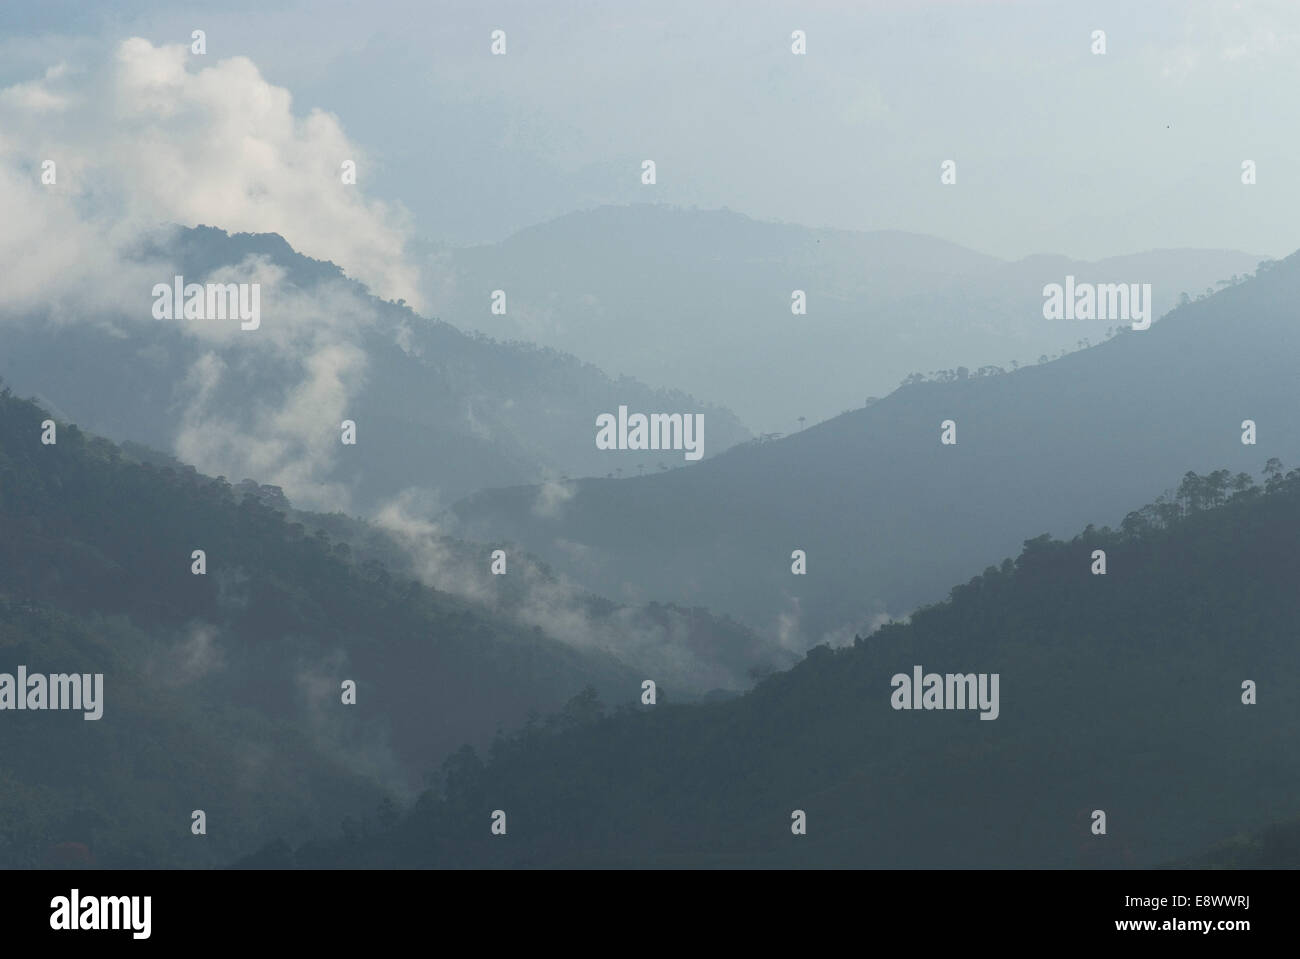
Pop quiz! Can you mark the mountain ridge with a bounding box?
[451,248,1300,646]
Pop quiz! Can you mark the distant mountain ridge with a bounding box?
[0,224,752,515]
[452,249,1300,647]
[431,204,1263,432]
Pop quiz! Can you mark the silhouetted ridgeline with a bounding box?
[252,465,1300,868]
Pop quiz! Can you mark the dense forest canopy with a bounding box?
[0,384,637,867]
[247,461,1300,868]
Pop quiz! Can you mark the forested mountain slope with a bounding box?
[269,464,1300,868]
[454,251,1300,648]
[0,387,639,867]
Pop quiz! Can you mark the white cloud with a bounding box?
[532,478,575,518]
[0,37,427,511]
[0,63,74,112]
[0,36,421,310]
[1157,0,1300,81]
[170,276,372,513]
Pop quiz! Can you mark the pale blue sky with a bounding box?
[2,0,1296,260]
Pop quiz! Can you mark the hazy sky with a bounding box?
[2,0,1296,261]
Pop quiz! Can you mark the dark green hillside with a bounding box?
[117,440,791,695]
[1190,816,1300,867]
[273,464,1300,868]
[0,386,637,867]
